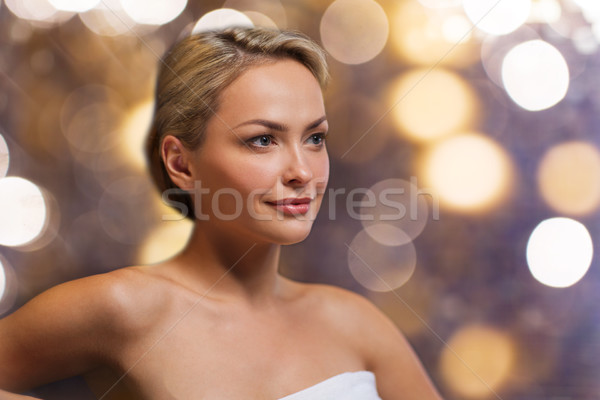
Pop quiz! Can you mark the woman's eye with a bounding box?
[249,135,273,147]
[309,133,326,146]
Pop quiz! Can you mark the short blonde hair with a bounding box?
[146,27,329,220]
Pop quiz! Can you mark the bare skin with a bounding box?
[0,59,443,399]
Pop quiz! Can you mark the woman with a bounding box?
[0,27,443,399]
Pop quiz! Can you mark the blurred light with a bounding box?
[320,0,388,65]
[61,85,125,134]
[441,14,473,43]
[120,98,154,170]
[368,276,433,336]
[30,49,55,75]
[572,0,600,22]
[527,218,593,288]
[6,0,74,26]
[138,219,193,264]
[347,229,416,292]
[223,0,287,28]
[502,40,569,111]
[5,0,58,22]
[16,188,60,253]
[0,177,48,247]
[65,102,124,154]
[98,176,158,245]
[61,85,125,163]
[120,0,186,26]
[48,0,99,12]
[326,94,391,163]
[583,9,600,25]
[359,179,429,246]
[594,22,600,42]
[79,0,137,37]
[192,8,253,34]
[65,211,116,269]
[91,151,135,190]
[547,4,591,39]
[0,256,17,316]
[480,26,540,87]
[422,133,512,211]
[440,325,515,398]
[511,328,558,385]
[390,2,479,67]
[463,0,531,36]
[572,26,598,54]
[0,134,8,178]
[529,0,562,24]
[418,0,461,8]
[9,19,34,42]
[242,11,278,28]
[362,224,408,247]
[0,259,5,303]
[389,68,477,142]
[538,142,600,215]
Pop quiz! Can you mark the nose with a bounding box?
[282,146,313,186]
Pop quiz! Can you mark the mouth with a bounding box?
[265,197,312,215]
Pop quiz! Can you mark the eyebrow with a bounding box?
[233,115,328,132]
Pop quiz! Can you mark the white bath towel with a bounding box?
[277,371,382,400]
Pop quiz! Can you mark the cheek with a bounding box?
[214,156,280,195]
[314,152,330,187]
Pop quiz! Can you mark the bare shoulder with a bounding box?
[74,265,178,334]
[297,282,443,399]
[0,265,166,391]
[299,282,394,335]
[291,282,395,357]
[92,266,166,314]
[4,266,166,340]
[60,266,162,315]
[68,266,182,367]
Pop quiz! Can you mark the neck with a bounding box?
[173,221,284,308]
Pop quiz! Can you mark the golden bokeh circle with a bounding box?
[537,141,600,215]
[320,0,389,65]
[421,133,512,212]
[388,68,477,142]
[440,324,515,398]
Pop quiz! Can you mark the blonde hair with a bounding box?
[146,26,329,220]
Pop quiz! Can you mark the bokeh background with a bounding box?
[1,0,599,399]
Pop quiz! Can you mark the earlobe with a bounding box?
[161,135,194,190]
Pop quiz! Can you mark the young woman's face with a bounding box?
[189,58,329,244]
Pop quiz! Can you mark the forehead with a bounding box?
[215,59,326,125]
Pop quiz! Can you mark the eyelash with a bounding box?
[247,133,327,149]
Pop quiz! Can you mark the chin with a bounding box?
[256,221,314,245]
[276,231,312,245]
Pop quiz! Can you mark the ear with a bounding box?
[161,135,195,190]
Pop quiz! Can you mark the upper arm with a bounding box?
[0,272,131,392]
[331,288,444,400]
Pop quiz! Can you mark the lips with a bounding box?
[268,197,312,205]
[266,197,312,215]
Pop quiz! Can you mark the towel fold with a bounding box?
[277,370,382,400]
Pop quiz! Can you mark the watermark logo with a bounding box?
[160,176,440,223]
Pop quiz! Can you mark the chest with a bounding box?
[117,307,365,399]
